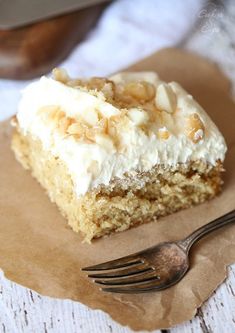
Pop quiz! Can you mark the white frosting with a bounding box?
[16,72,227,196]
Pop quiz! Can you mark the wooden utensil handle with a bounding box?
[0,3,106,80]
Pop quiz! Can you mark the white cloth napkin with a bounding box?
[0,0,206,121]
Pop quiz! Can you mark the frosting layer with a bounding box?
[16,71,227,195]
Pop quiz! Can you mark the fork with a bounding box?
[82,209,235,293]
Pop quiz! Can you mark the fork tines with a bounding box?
[82,255,162,293]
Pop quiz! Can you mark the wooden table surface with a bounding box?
[0,267,234,333]
[0,0,235,332]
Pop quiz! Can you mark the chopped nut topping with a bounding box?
[122,81,155,103]
[85,128,97,142]
[67,122,87,136]
[82,109,99,126]
[98,118,108,134]
[155,83,177,113]
[58,116,74,134]
[110,72,159,85]
[52,68,70,83]
[86,77,111,91]
[43,69,208,149]
[81,77,115,101]
[128,108,149,126]
[186,113,205,143]
[66,79,83,88]
[53,109,66,123]
[38,106,65,124]
[157,127,170,140]
[52,68,158,110]
[194,129,204,142]
[37,104,119,149]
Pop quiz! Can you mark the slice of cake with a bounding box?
[11,69,227,242]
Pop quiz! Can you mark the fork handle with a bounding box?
[178,209,235,252]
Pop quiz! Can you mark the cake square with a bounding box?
[11,69,227,241]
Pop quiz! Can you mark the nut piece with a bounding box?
[67,79,83,87]
[38,106,65,124]
[157,127,170,140]
[82,109,99,126]
[85,77,114,99]
[87,77,109,90]
[53,109,66,123]
[85,128,97,142]
[123,81,155,103]
[67,122,87,137]
[52,68,70,83]
[155,83,177,113]
[128,108,149,126]
[58,117,73,134]
[186,113,205,143]
[109,72,159,85]
[95,133,115,152]
[98,118,108,134]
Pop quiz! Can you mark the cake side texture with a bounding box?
[12,125,224,241]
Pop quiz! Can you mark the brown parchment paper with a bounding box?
[0,48,235,331]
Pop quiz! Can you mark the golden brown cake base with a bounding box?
[12,128,223,242]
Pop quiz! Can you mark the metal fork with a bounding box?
[82,210,235,293]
